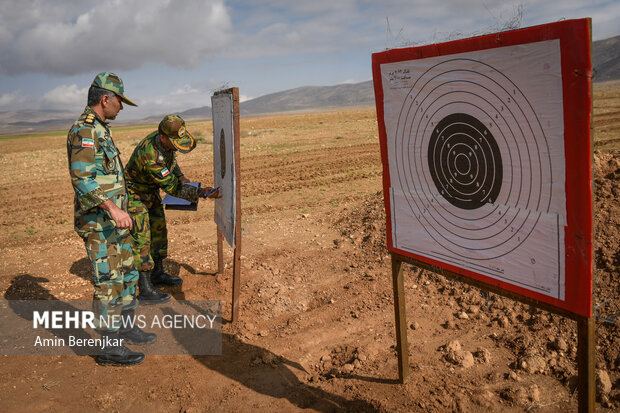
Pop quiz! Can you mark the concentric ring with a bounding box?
[393,58,553,260]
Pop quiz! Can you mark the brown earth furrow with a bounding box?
[0,106,617,412]
[595,121,620,131]
[594,109,620,119]
[594,137,620,147]
[240,143,379,167]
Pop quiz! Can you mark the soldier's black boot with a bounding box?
[137,271,171,305]
[98,331,145,366]
[118,309,157,345]
[151,259,183,286]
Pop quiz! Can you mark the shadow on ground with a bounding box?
[163,303,379,412]
[4,274,95,357]
[69,257,214,285]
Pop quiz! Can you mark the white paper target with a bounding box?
[381,40,566,299]
[212,93,236,247]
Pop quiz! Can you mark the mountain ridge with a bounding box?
[2,34,618,134]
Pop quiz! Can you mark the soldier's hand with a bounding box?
[110,208,133,230]
[207,188,222,199]
[99,200,133,230]
[178,176,191,184]
[200,186,222,199]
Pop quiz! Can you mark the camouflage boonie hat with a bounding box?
[91,72,138,107]
[159,115,196,153]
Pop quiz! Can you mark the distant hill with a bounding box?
[141,81,374,122]
[0,109,75,124]
[178,106,212,119]
[1,34,618,134]
[240,81,374,115]
[0,109,76,134]
[137,106,212,125]
[161,34,620,119]
[592,35,620,82]
[6,118,75,131]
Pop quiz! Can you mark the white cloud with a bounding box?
[123,89,212,119]
[0,0,617,120]
[126,78,247,119]
[1,0,616,77]
[0,89,28,109]
[0,0,232,75]
[172,85,200,95]
[523,0,620,40]
[141,82,251,116]
[227,0,619,58]
[42,84,88,108]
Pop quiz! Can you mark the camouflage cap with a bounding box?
[159,114,196,153]
[91,72,137,107]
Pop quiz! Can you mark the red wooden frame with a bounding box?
[372,19,592,318]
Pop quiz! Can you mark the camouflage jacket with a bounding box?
[124,132,200,206]
[66,106,127,234]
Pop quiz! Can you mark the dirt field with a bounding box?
[0,82,618,412]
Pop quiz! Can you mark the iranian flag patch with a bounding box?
[161,168,170,177]
[82,138,94,148]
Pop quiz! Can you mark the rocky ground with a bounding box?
[0,105,618,412]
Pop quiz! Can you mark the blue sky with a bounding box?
[0,0,618,120]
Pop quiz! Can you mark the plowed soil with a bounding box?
[0,82,618,412]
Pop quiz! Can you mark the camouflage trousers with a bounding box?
[127,191,168,272]
[79,226,138,332]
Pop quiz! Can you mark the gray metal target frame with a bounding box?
[211,87,242,322]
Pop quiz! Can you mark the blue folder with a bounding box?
[161,182,200,211]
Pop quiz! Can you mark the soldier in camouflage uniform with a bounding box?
[125,115,220,301]
[67,72,156,366]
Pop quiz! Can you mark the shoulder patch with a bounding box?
[161,168,170,177]
[84,114,95,126]
[82,138,95,148]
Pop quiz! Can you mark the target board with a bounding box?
[372,19,593,317]
[212,92,236,247]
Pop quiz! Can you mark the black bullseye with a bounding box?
[428,113,502,210]
[219,128,226,179]
[454,153,471,175]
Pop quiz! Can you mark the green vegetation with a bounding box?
[0,123,162,141]
[0,130,67,141]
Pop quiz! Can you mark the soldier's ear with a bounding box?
[101,94,111,107]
